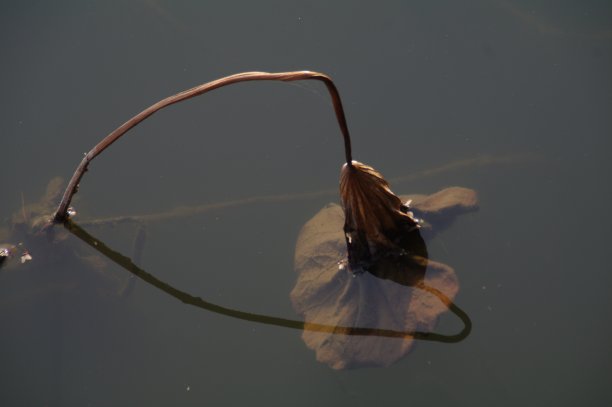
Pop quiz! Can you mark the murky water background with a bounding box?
[1,1,611,406]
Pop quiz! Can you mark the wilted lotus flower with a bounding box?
[339,161,427,274]
[292,160,477,369]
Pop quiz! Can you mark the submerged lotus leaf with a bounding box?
[1,177,135,301]
[12,177,64,230]
[291,187,477,369]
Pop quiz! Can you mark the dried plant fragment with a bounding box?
[340,161,424,273]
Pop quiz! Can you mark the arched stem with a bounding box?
[53,71,353,223]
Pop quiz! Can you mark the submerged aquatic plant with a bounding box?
[291,187,477,369]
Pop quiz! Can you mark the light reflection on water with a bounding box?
[1,1,611,406]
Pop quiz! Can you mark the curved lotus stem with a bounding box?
[52,71,353,223]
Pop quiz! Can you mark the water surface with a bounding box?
[1,1,611,406]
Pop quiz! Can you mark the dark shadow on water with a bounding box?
[63,219,471,343]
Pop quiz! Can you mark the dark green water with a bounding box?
[1,1,611,405]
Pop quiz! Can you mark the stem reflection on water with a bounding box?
[63,219,471,353]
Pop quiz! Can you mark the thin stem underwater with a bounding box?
[76,152,527,228]
[52,71,353,224]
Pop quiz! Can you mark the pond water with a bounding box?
[1,1,611,406]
